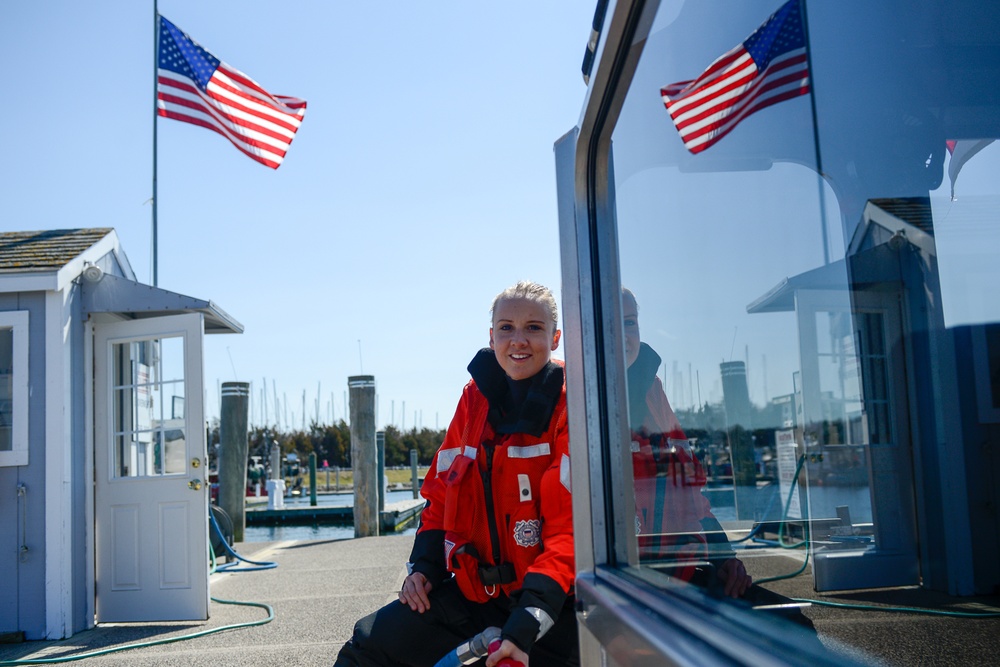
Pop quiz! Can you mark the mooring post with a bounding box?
[267,440,284,510]
[720,361,756,520]
[309,452,318,507]
[269,441,281,480]
[219,382,250,543]
[410,449,419,500]
[376,430,386,512]
[349,375,378,537]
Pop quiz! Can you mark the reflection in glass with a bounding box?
[111,336,187,479]
[161,428,187,475]
[623,289,738,586]
[0,328,12,452]
[158,337,186,385]
[580,0,1000,662]
[607,0,976,605]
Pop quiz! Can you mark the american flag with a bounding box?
[660,0,810,154]
[157,15,307,169]
[946,139,994,200]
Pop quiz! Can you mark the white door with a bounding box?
[94,313,208,622]
[797,289,919,591]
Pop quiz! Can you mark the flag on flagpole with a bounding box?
[945,139,994,200]
[660,0,810,154]
[156,15,307,169]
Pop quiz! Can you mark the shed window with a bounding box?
[0,311,29,467]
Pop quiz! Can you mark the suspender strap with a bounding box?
[478,561,518,586]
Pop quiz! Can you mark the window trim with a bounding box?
[0,310,29,467]
[557,0,654,578]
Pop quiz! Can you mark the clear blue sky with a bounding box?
[0,1,595,429]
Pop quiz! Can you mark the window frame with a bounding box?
[0,310,30,467]
[556,0,863,664]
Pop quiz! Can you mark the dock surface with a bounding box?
[0,536,413,667]
[2,537,999,666]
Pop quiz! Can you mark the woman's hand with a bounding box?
[717,557,752,598]
[398,572,433,613]
[485,639,529,667]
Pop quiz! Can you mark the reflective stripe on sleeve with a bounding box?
[436,448,461,473]
[560,454,571,493]
[525,606,555,638]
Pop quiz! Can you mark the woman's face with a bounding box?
[490,297,561,380]
[623,293,640,368]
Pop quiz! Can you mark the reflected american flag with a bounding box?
[661,0,810,154]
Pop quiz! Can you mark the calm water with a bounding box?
[704,484,872,524]
[243,524,417,542]
[242,488,420,542]
[240,485,870,542]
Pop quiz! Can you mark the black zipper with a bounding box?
[482,440,503,566]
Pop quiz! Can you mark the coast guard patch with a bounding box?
[513,519,542,548]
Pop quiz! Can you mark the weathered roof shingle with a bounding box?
[0,228,113,272]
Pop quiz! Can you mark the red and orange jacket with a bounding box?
[409,350,574,652]
[628,343,731,569]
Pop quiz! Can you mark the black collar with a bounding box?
[467,348,564,437]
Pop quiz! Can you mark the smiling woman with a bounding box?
[334,280,578,667]
[489,281,563,381]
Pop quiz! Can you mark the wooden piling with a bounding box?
[219,382,250,542]
[349,375,378,537]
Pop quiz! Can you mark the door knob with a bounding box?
[188,479,202,491]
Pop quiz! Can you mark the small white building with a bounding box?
[0,228,242,640]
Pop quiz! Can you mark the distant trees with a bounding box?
[207,418,446,472]
[381,425,444,467]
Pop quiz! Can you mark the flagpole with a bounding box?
[799,0,830,266]
[152,0,159,286]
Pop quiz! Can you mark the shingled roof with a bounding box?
[0,228,114,273]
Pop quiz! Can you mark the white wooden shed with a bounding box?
[0,228,242,640]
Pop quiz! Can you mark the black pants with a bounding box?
[334,579,580,667]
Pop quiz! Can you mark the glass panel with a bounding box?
[162,428,187,474]
[598,0,1000,660]
[112,386,136,434]
[614,0,832,585]
[0,328,12,452]
[159,336,185,385]
[111,335,187,479]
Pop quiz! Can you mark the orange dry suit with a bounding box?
[627,342,733,576]
[409,349,574,654]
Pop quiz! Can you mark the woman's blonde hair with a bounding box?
[491,280,559,331]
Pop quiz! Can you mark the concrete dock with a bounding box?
[0,536,414,667]
[1,536,999,666]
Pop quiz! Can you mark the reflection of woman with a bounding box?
[335,281,577,667]
[623,288,751,598]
